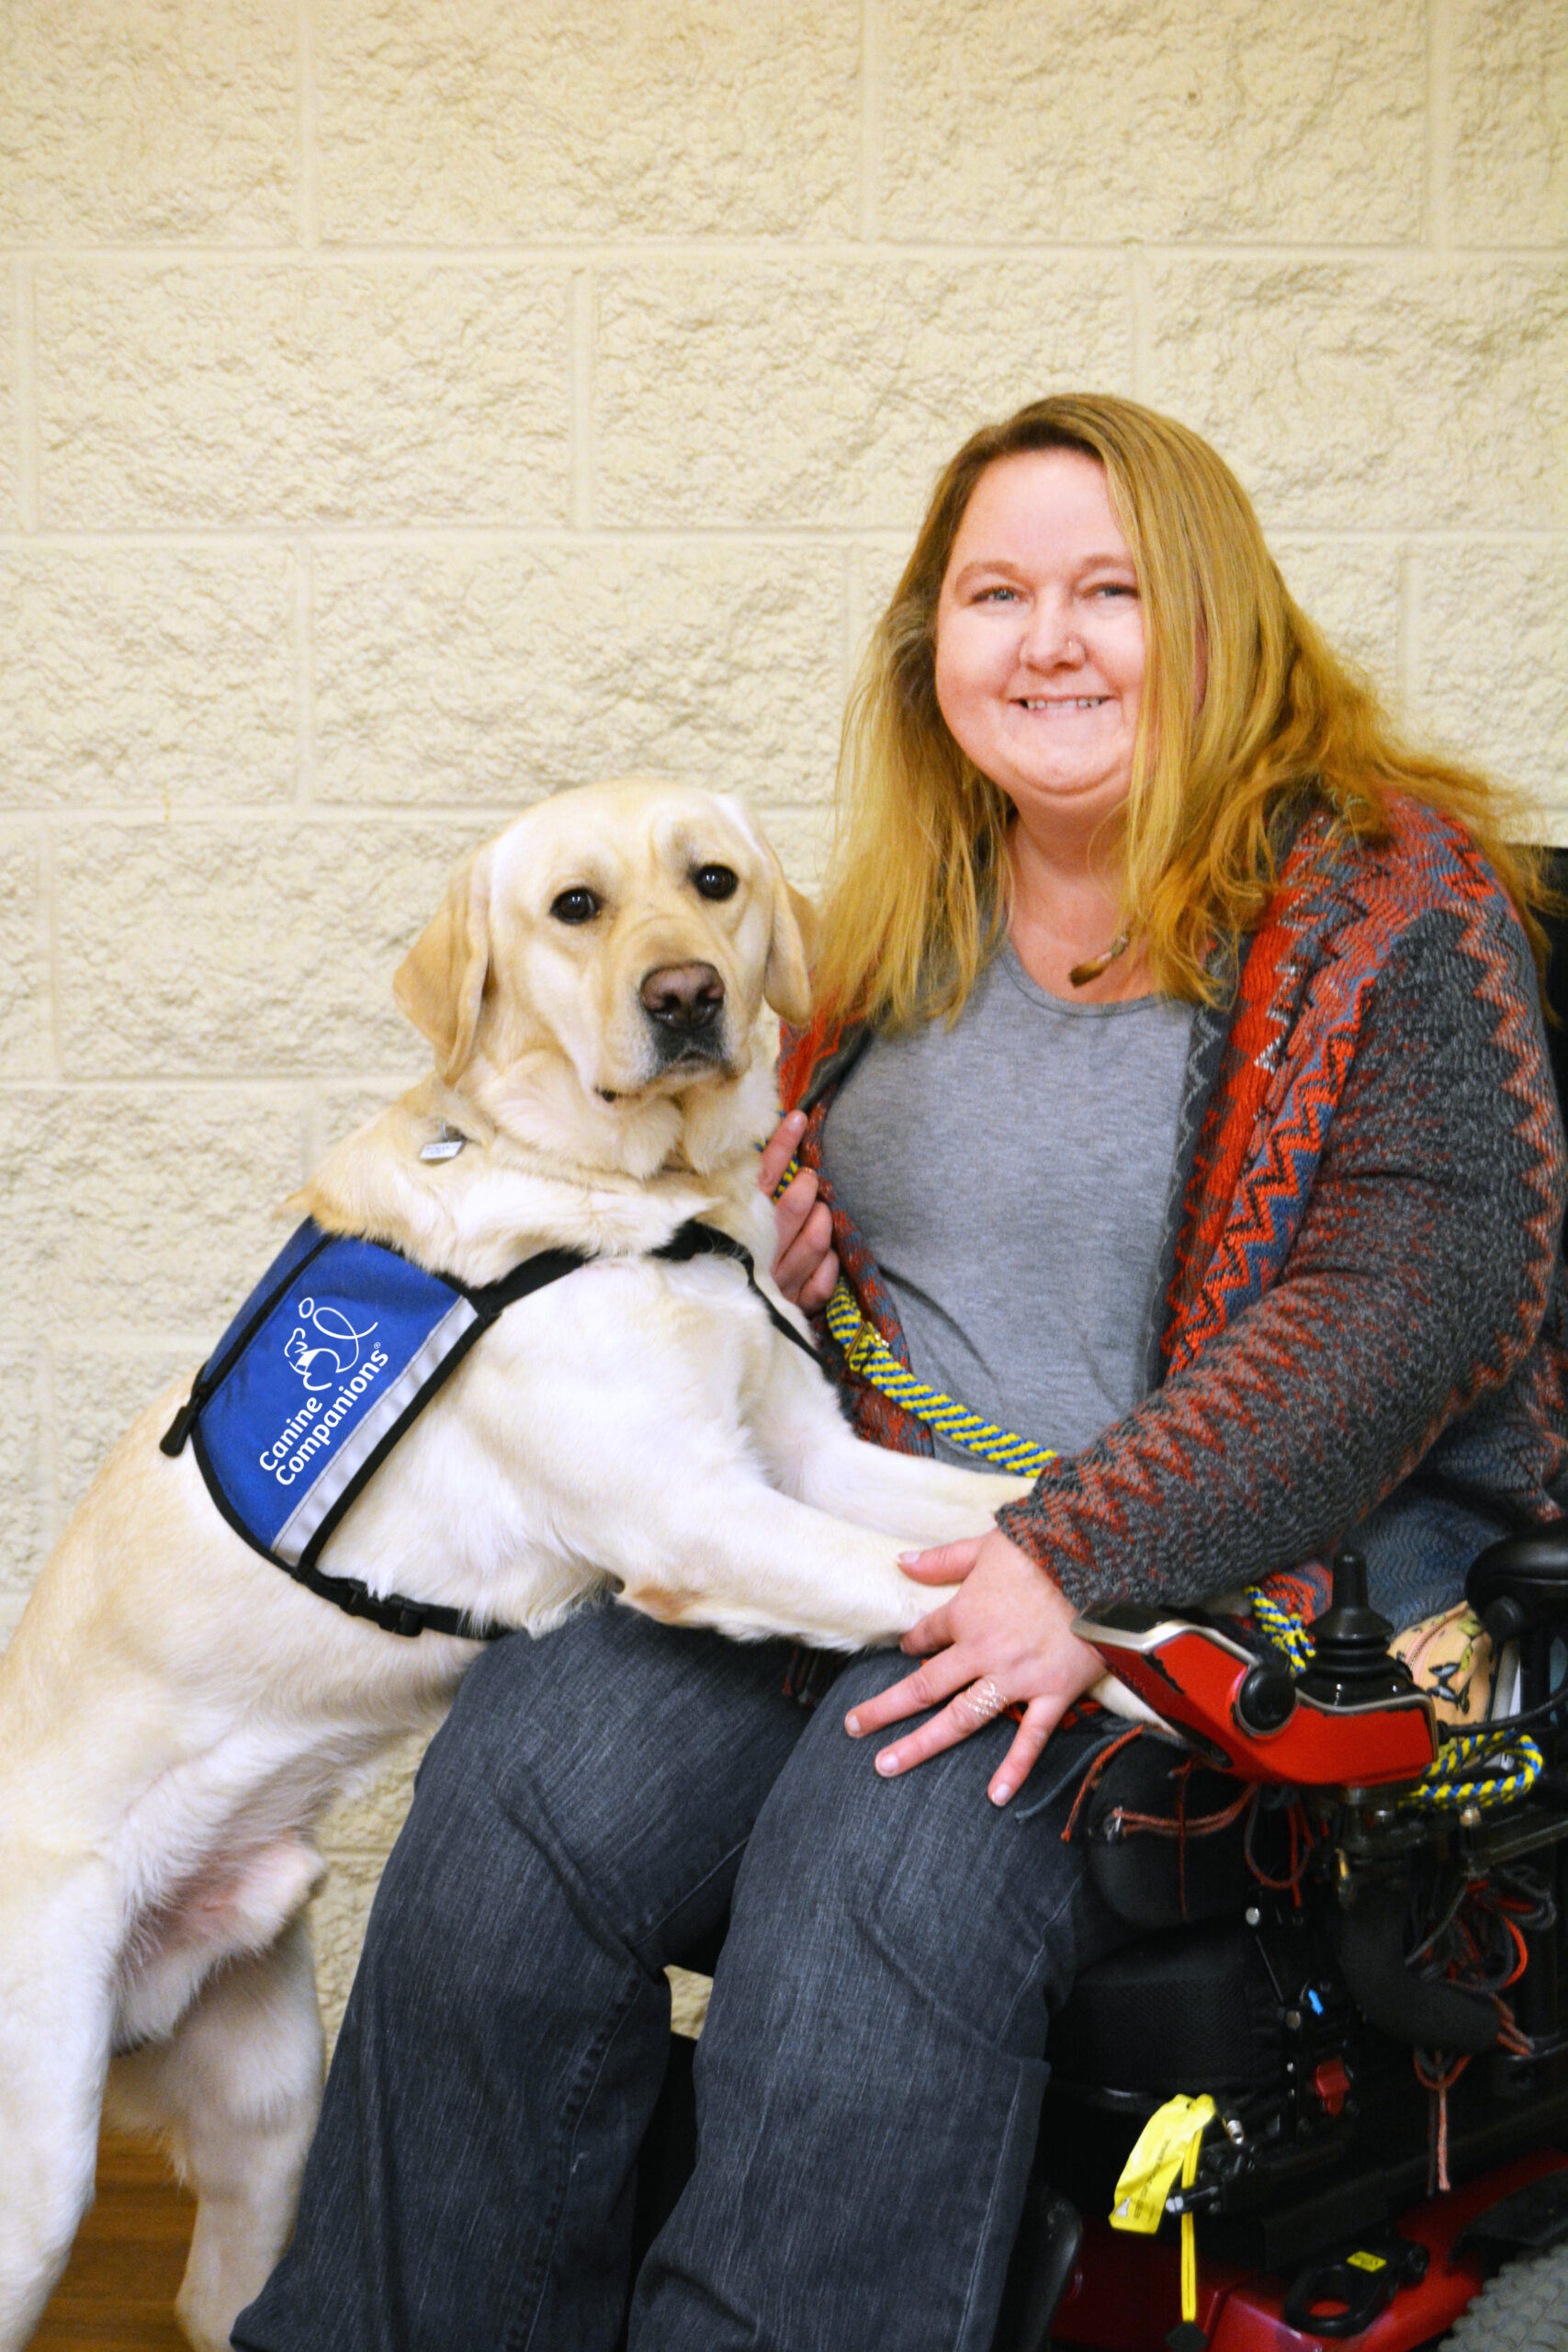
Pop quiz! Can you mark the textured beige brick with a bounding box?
[1148,261,1568,531]
[311,1080,415,1169]
[0,1088,305,1334]
[310,1851,387,2044]
[54,821,469,1078]
[0,837,48,1077]
[1412,543,1568,808]
[593,262,1133,530]
[0,277,16,530]
[880,0,1425,244]
[849,540,910,659]
[316,0,858,242]
[0,0,298,245]
[747,803,833,898]
[1450,0,1568,248]
[313,542,846,807]
[51,1343,205,1523]
[668,1968,711,2039]
[36,266,572,527]
[1269,538,1404,695]
[0,548,297,807]
[0,1351,46,1607]
[306,1732,444,2045]
[320,1734,430,1854]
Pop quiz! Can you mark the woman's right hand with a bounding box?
[759,1110,840,1311]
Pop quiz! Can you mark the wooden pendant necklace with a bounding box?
[1067,931,1132,989]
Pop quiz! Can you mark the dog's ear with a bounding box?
[393,849,493,1081]
[763,874,817,1028]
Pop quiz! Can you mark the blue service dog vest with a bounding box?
[162,1216,810,1638]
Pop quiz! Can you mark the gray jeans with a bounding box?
[233,1606,1132,2352]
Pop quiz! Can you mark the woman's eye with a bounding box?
[976,584,1020,604]
[549,887,602,925]
[692,865,739,901]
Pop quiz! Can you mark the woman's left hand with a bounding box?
[843,1527,1104,1805]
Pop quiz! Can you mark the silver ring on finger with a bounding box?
[963,1676,1009,1724]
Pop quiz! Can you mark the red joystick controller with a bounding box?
[1074,1550,1438,1789]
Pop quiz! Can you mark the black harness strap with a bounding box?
[260,1555,499,1643]
[655,1220,818,1363]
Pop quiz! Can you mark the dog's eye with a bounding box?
[692,865,739,902]
[550,887,602,925]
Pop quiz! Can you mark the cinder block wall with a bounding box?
[3,0,1564,2033]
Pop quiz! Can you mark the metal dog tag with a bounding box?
[420,1125,469,1163]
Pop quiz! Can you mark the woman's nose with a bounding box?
[1017,602,1083,669]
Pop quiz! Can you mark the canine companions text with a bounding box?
[0,780,1032,2352]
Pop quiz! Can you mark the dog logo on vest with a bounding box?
[284,1298,380,1393]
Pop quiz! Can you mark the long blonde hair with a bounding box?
[813,392,1543,1028]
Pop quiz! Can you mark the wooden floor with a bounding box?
[29,2136,195,2352]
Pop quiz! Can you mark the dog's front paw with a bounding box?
[1087,1671,1166,1727]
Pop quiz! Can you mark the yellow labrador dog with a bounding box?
[0,780,1030,2352]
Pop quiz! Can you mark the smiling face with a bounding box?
[932,449,1145,844]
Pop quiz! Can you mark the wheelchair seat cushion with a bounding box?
[1048,1918,1283,2100]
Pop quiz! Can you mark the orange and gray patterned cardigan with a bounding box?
[778,796,1568,1632]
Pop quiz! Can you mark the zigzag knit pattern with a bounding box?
[1167,803,1561,1378]
[782,798,1568,1623]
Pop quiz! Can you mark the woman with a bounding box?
[236,395,1568,2352]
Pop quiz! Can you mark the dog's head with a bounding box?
[393,781,815,1173]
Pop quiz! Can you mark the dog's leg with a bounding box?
[598,1340,1047,1650]
[0,1867,118,2352]
[107,1909,324,2352]
[750,1344,1035,1542]
[608,1468,984,1649]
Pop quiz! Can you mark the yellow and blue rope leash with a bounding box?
[1395,1725,1544,1813]
[822,1282,1059,1476]
[1247,1585,1317,1672]
[771,1153,1058,1478]
[1245,1585,1543,1812]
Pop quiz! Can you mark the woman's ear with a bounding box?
[393,847,493,1083]
[764,874,818,1027]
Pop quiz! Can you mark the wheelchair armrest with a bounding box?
[1465,1529,1568,1645]
[1074,1609,1437,1789]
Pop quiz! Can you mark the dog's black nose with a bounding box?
[640,962,725,1034]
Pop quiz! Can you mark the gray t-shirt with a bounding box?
[821,944,1195,1464]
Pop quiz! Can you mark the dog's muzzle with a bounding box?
[639,961,727,1069]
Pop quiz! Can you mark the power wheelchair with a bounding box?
[1001,1533,1568,2350]
[629,870,1568,2352]
[632,1535,1568,2352]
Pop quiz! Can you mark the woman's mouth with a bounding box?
[1016,696,1108,711]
